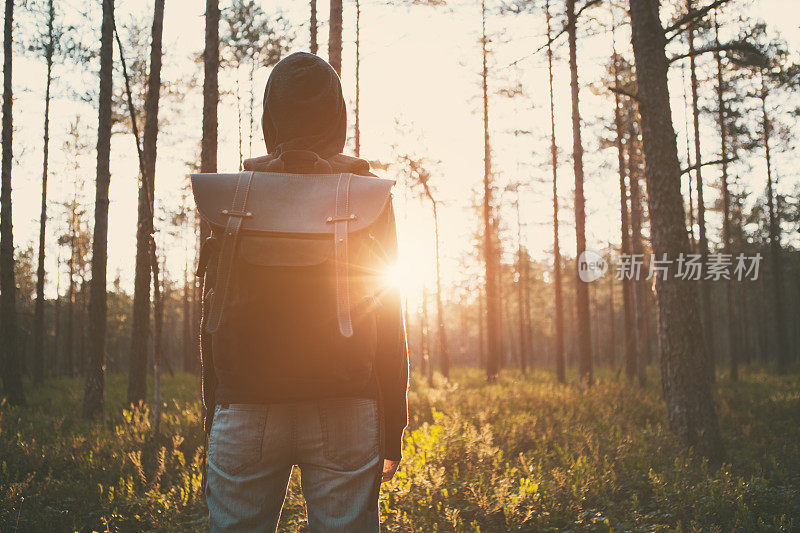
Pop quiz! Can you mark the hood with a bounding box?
[262,51,347,158]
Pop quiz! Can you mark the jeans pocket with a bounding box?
[208,404,268,476]
[320,398,379,470]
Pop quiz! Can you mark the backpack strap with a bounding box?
[329,173,355,338]
[205,171,255,334]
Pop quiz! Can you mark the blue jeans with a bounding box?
[206,398,382,532]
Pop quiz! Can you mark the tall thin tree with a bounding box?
[685,0,715,378]
[480,0,501,381]
[628,0,723,459]
[610,6,638,382]
[566,0,592,384]
[354,0,360,156]
[329,0,342,75]
[310,0,317,54]
[0,0,24,405]
[32,0,59,384]
[82,0,115,418]
[759,68,789,374]
[128,0,166,405]
[713,12,739,380]
[546,0,565,384]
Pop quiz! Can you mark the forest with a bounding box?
[1,0,799,530]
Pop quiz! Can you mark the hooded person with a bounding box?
[243,51,373,176]
[203,52,409,533]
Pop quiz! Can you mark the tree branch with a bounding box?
[669,41,761,63]
[506,0,601,68]
[681,157,737,174]
[607,85,639,101]
[664,0,731,42]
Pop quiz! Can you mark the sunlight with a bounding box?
[380,250,428,302]
[381,261,416,296]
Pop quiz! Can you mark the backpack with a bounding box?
[191,164,396,408]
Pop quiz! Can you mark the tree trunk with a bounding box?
[0,0,23,405]
[199,0,219,372]
[514,191,528,372]
[680,65,696,249]
[607,261,615,363]
[183,262,192,372]
[546,0,565,383]
[201,0,219,173]
[612,20,638,382]
[34,0,55,385]
[686,0,715,378]
[83,0,115,418]
[714,15,738,381]
[153,251,163,434]
[628,131,649,386]
[328,0,342,75]
[354,0,360,156]
[481,0,501,381]
[759,70,789,374]
[566,0,592,385]
[310,0,317,54]
[421,287,432,385]
[66,198,76,377]
[129,0,166,405]
[628,0,723,460]
[54,261,61,374]
[431,200,449,378]
[478,288,485,370]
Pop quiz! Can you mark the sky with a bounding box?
[6,0,800,308]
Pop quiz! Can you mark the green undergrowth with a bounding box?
[1,368,798,531]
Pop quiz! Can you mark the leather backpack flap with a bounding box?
[191,171,395,337]
[190,172,394,236]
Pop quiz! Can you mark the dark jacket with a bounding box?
[201,52,409,460]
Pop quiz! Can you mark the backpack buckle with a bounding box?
[326,214,357,223]
[220,209,253,218]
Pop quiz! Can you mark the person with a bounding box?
[201,52,409,533]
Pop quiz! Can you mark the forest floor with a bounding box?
[1,367,799,532]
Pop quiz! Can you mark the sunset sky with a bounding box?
[6,0,799,306]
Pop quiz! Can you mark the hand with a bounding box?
[381,459,399,483]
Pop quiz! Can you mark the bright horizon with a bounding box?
[6,0,800,308]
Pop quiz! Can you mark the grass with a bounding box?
[1,367,799,531]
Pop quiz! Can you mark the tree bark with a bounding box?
[129,0,166,405]
[310,0,317,54]
[611,14,638,382]
[481,0,501,381]
[421,287,432,384]
[759,70,789,374]
[431,199,449,378]
[354,0,360,157]
[628,128,649,386]
[33,0,56,385]
[66,206,75,377]
[714,15,738,381]
[83,0,115,418]
[328,0,342,75]
[566,0,592,385]
[514,189,528,372]
[198,0,219,372]
[686,0,715,378]
[0,0,23,405]
[201,0,219,176]
[183,262,192,372]
[546,0,565,384]
[629,0,723,460]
